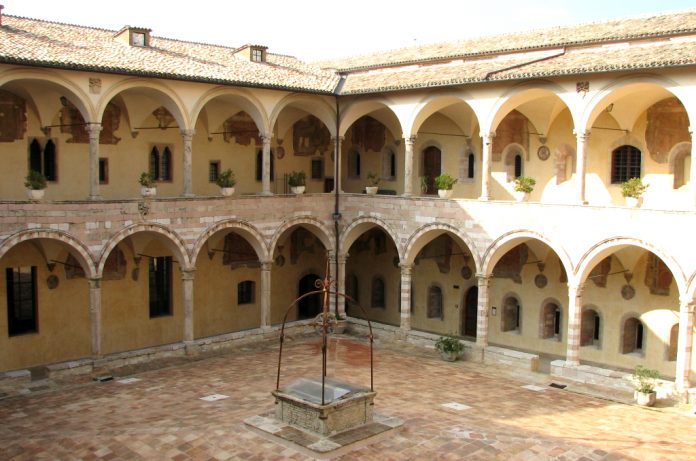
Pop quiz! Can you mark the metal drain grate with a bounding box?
[549,383,567,389]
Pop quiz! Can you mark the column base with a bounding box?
[478,195,491,201]
[183,193,196,198]
[260,191,274,196]
[88,195,102,201]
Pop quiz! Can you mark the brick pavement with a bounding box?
[0,336,694,460]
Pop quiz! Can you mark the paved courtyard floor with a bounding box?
[1,335,695,460]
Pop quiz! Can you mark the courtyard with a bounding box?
[0,335,694,460]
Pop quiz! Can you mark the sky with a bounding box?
[4,0,696,61]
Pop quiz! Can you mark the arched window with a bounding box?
[29,138,57,181]
[348,149,361,178]
[381,149,396,180]
[540,303,561,340]
[504,147,524,181]
[161,146,172,181]
[611,145,641,183]
[371,276,385,308]
[580,308,601,347]
[237,280,255,305]
[427,284,443,319]
[255,149,275,181]
[149,146,160,180]
[501,296,520,332]
[668,323,679,361]
[467,152,475,179]
[514,154,522,178]
[622,316,644,354]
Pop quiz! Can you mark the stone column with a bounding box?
[261,135,273,195]
[479,132,494,201]
[87,123,102,200]
[260,261,272,329]
[336,254,347,318]
[181,269,195,342]
[475,274,491,347]
[180,129,195,197]
[403,136,416,196]
[399,263,413,331]
[331,136,344,193]
[88,278,102,357]
[675,298,694,392]
[565,283,583,366]
[574,130,590,204]
[690,127,696,207]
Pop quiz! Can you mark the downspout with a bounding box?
[484,48,566,80]
[333,74,347,315]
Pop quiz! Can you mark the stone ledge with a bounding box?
[484,346,539,372]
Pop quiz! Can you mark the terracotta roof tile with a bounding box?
[0,15,340,93]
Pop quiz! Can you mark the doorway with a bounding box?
[422,146,441,194]
[298,273,321,319]
[462,286,478,337]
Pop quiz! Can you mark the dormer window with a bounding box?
[251,48,264,62]
[114,26,151,47]
[234,44,268,63]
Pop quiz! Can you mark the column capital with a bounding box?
[336,254,348,264]
[568,282,584,297]
[331,136,345,144]
[260,261,273,271]
[476,273,492,283]
[399,263,413,274]
[86,123,102,137]
[573,129,591,140]
[180,128,195,140]
[261,135,273,144]
[88,277,102,288]
[181,269,196,280]
[479,131,496,141]
[404,135,417,146]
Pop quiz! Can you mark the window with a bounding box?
[209,161,220,183]
[382,149,396,180]
[237,281,255,305]
[6,267,37,336]
[611,145,641,183]
[501,296,520,332]
[427,284,443,319]
[311,158,323,180]
[467,153,475,179]
[540,303,561,340]
[255,149,275,181]
[514,154,522,178]
[371,276,385,308]
[622,317,644,354]
[99,158,109,184]
[580,308,601,346]
[251,49,263,62]
[348,150,361,178]
[132,32,146,47]
[148,256,172,317]
[149,145,172,181]
[668,323,679,361]
[29,138,57,181]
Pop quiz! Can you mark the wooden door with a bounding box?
[423,146,441,194]
[462,286,478,337]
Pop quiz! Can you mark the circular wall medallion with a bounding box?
[534,273,548,288]
[460,266,472,280]
[537,145,550,161]
[621,284,635,300]
[276,146,285,159]
[46,274,59,289]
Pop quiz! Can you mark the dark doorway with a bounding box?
[423,146,441,194]
[298,273,321,319]
[462,286,478,337]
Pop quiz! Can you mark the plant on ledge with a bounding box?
[620,177,648,198]
[216,169,236,188]
[434,173,457,190]
[513,176,536,193]
[632,364,660,406]
[435,335,464,361]
[24,170,47,190]
[288,170,306,187]
[366,171,381,186]
[138,172,156,188]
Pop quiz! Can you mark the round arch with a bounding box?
[341,216,401,259]
[403,223,481,272]
[269,94,337,138]
[339,98,403,140]
[0,229,97,279]
[97,78,190,130]
[481,230,573,281]
[408,92,479,138]
[191,219,269,267]
[190,87,269,136]
[575,237,686,295]
[0,68,95,123]
[98,223,190,275]
[269,216,334,257]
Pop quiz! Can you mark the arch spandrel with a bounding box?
[269,216,334,258]
[191,220,269,267]
[403,223,481,273]
[341,217,401,260]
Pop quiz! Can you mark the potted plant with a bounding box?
[434,173,457,198]
[419,176,429,195]
[513,176,536,202]
[366,172,380,195]
[632,365,660,406]
[138,172,156,197]
[434,335,464,361]
[621,177,648,208]
[24,170,47,200]
[216,168,236,196]
[288,170,306,194]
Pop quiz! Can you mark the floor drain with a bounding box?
[94,375,114,382]
[549,383,567,389]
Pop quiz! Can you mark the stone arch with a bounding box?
[341,217,401,260]
[98,223,190,275]
[269,216,334,257]
[481,230,573,282]
[575,237,686,295]
[408,92,479,138]
[0,68,95,124]
[190,87,269,136]
[191,219,269,267]
[270,94,337,138]
[339,98,402,141]
[668,141,692,189]
[0,229,97,279]
[97,78,190,130]
[579,74,687,132]
[403,223,481,273]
